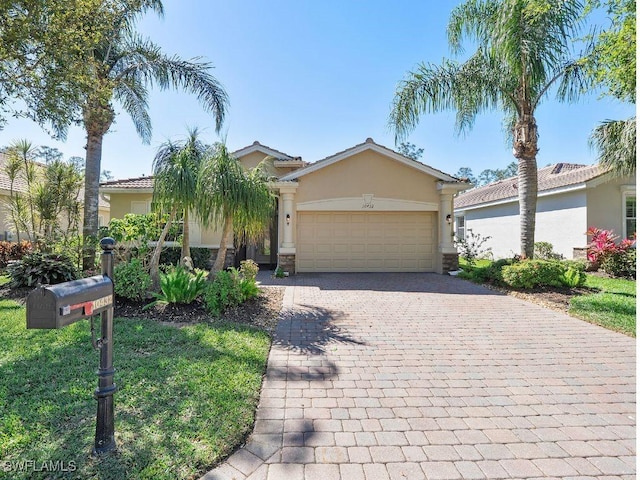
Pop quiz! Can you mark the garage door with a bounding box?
[297,212,435,272]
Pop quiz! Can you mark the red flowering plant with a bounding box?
[586,227,636,278]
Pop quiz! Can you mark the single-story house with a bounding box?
[100,138,468,273]
[0,152,110,241]
[453,163,636,259]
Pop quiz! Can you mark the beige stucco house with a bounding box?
[454,163,636,259]
[100,139,468,273]
[0,153,110,241]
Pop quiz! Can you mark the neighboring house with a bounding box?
[101,138,468,273]
[0,153,110,241]
[453,163,636,259]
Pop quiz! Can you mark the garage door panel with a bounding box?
[297,212,435,272]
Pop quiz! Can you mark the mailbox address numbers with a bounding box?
[60,295,113,317]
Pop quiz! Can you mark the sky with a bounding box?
[0,1,634,180]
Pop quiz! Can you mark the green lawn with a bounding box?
[569,274,636,337]
[0,298,270,480]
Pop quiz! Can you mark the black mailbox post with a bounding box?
[25,237,118,455]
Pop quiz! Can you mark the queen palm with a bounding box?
[196,143,275,274]
[81,1,228,270]
[390,0,588,258]
[148,128,208,286]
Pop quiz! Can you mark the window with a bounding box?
[131,201,150,215]
[624,194,636,239]
[455,216,465,240]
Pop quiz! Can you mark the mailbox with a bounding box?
[26,275,114,329]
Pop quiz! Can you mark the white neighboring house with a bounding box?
[453,163,636,259]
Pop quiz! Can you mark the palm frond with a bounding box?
[590,117,636,177]
[113,77,152,141]
[114,35,228,132]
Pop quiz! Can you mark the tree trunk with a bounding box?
[181,208,191,263]
[82,101,114,271]
[150,208,177,290]
[513,113,539,259]
[82,130,104,271]
[211,214,233,276]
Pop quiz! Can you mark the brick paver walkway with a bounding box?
[202,273,636,480]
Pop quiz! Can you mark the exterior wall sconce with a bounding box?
[286,214,291,225]
[446,214,452,224]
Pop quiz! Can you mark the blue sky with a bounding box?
[0,0,633,179]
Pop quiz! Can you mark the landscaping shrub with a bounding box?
[601,248,636,278]
[160,247,212,270]
[501,260,586,289]
[204,269,244,317]
[7,252,77,288]
[147,266,208,307]
[0,240,33,269]
[587,227,636,278]
[113,258,152,301]
[534,241,563,260]
[459,258,516,284]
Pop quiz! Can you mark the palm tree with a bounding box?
[390,0,588,258]
[196,143,275,275]
[81,1,228,270]
[590,117,636,176]
[148,128,208,286]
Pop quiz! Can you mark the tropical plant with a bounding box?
[7,252,77,288]
[149,128,210,286]
[78,0,228,271]
[196,143,276,274]
[586,226,636,277]
[390,0,588,258]
[3,140,84,247]
[589,117,636,176]
[146,266,207,308]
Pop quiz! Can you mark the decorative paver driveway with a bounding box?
[202,273,635,480]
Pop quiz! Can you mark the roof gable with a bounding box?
[232,141,296,161]
[280,138,461,183]
[454,163,609,210]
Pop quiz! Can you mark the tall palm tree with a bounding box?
[390,0,588,258]
[148,128,208,286]
[81,1,228,270]
[196,143,275,274]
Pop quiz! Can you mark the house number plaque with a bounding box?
[362,194,374,209]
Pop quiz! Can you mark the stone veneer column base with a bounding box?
[278,254,296,274]
[442,252,459,273]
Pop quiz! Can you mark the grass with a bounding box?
[0,297,271,480]
[569,274,636,337]
[458,258,636,336]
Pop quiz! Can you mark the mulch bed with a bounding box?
[1,284,285,334]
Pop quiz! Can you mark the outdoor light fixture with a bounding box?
[286,214,291,225]
[446,214,452,224]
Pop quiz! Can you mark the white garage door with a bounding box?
[297,212,435,272]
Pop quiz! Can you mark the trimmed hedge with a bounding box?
[501,260,586,289]
[159,247,212,270]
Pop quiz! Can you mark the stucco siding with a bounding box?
[587,175,635,237]
[462,190,588,259]
[294,150,440,205]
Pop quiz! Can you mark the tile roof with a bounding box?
[232,141,298,161]
[454,163,608,209]
[100,176,154,189]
